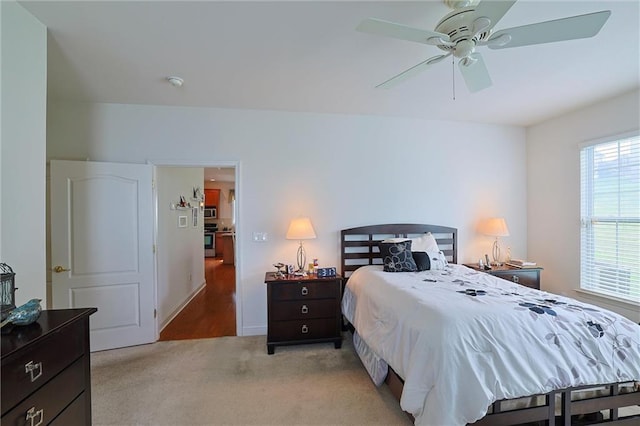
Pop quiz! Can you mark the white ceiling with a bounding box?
[21,0,640,127]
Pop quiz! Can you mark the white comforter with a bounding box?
[342,264,640,426]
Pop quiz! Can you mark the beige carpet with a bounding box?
[91,335,411,426]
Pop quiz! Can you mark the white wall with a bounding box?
[47,101,527,335]
[527,89,640,322]
[156,167,205,328]
[0,1,47,305]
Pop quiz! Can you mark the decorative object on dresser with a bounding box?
[1,263,17,321]
[264,272,342,355]
[478,217,510,265]
[0,299,42,331]
[464,263,542,290]
[1,308,97,425]
[285,217,317,273]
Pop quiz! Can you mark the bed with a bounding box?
[340,223,640,426]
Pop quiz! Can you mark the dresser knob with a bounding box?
[301,286,308,296]
[25,361,43,382]
[512,275,520,283]
[301,305,309,314]
[301,324,309,334]
[26,407,44,426]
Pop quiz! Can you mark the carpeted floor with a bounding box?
[91,335,411,425]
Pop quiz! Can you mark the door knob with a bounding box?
[52,266,70,273]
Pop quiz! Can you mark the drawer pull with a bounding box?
[301,305,309,314]
[26,407,44,426]
[512,275,520,283]
[301,324,309,334]
[25,361,43,382]
[301,286,308,296]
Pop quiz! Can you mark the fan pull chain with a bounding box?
[451,55,456,101]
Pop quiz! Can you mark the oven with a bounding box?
[204,224,217,257]
[204,232,215,257]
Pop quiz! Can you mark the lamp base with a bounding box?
[491,238,502,266]
[296,242,306,273]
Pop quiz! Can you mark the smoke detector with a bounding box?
[166,76,184,87]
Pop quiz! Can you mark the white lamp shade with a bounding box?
[479,217,510,237]
[286,217,316,240]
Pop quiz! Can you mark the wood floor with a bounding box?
[159,256,236,341]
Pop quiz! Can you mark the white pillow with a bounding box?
[411,233,439,253]
[427,250,448,270]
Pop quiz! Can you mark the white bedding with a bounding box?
[341,264,640,426]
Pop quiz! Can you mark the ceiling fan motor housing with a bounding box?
[434,7,490,57]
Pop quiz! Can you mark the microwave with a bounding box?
[203,207,217,219]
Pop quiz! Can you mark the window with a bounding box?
[580,133,639,303]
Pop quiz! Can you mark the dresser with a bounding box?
[464,263,543,290]
[1,308,97,426]
[265,272,342,355]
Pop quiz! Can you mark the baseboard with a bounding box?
[159,281,206,332]
[241,325,267,336]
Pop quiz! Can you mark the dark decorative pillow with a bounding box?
[379,241,417,272]
[412,251,431,271]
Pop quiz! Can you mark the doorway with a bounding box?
[151,161,240,341]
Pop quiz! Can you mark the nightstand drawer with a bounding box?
[269,318,339,342]
[271,281,339,301]
[491,269,539,289]
[271,299,336,321]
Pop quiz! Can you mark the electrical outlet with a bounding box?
[253,232,268,242]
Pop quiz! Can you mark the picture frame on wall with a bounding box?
[178,215,188,228]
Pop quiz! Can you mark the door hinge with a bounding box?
[153,244,156,254]
[154,309,157,319]
[152,179,156,189]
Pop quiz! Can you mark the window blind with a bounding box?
[580,134,639,302]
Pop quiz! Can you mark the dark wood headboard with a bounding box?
[340,224,458,279]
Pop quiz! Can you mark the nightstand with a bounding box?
[264,272,342,355]
[463,263,542,290]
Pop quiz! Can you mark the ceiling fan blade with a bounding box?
[487,10,611,49]
[357,18,451,45]
[473,0,517,31]
[458,53,492,93]
[376,54,450,89]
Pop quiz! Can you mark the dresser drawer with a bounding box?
[1,356,86,426]
[269,318,339,342]
[491,269,540,289]
[50,392,87,426]
[1,319,85,414]
[271,299,337,321]
[271,281,339,301]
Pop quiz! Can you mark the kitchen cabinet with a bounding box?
[222,234,235,265]
[204,189,220,208]
[215,232,224,257]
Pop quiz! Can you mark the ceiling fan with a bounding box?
[357,0,611,92]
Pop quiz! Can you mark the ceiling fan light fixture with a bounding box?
[453,39,475,58]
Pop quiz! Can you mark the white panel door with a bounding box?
[51,160,155,351]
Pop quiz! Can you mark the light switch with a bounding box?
[253,232,268,242]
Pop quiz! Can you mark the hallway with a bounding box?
[159,256,236,340]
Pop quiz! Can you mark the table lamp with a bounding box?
[479,217,510,266]
[286,217,316,272]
